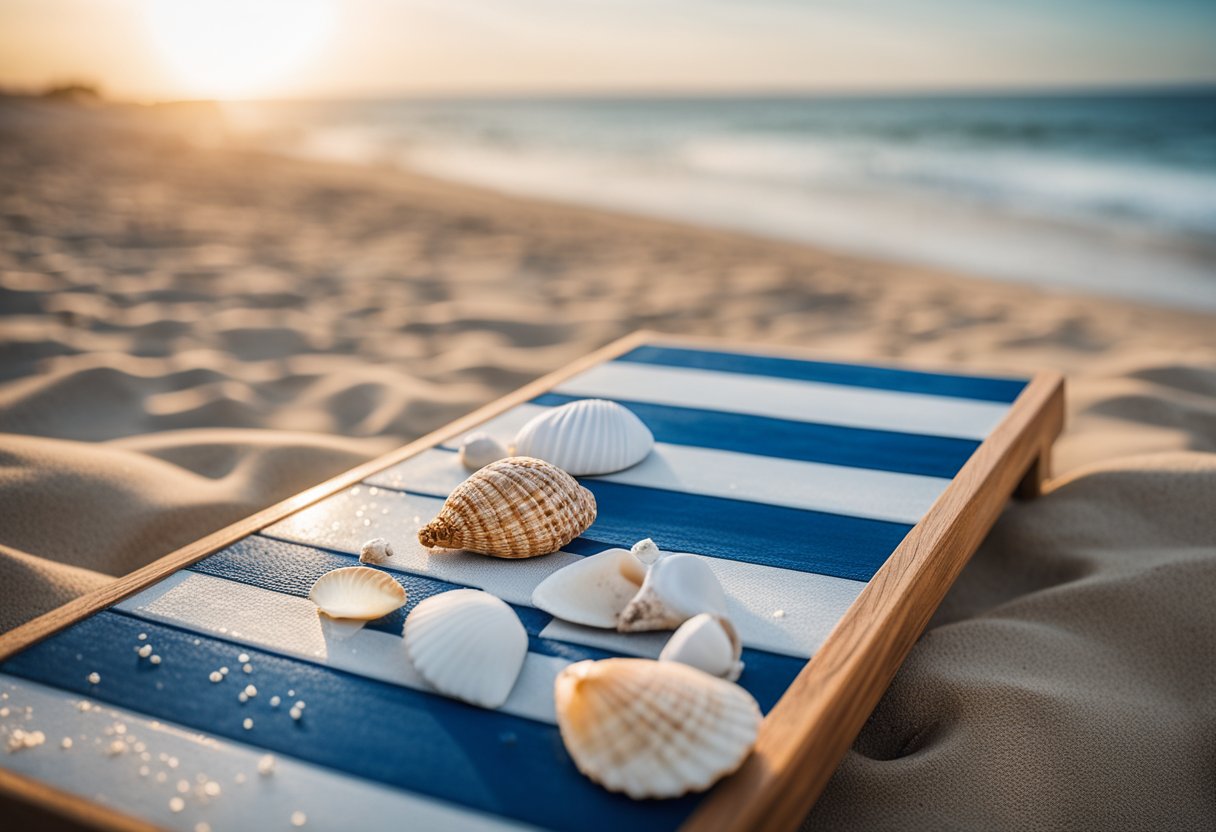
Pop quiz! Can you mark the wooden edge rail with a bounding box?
[0,330,656,664]
[682,370,1064,832]
[0,331,1065,832]
[0,769,160,832]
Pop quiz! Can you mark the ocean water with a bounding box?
[230,91,1216,310]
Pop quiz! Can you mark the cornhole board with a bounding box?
[0,331,1064,832]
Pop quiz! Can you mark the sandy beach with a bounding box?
[2,98,1214,829]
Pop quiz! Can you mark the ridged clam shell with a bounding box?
[659,614,744,681]
[512,399,654,476]
[403,589,527,708]
[617,553,728,632]
[459,432,508,471]
[554,658,761,799]
[417,457,596,558]
[530,547,648,628]
[308,567,406,620]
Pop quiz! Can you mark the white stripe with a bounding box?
[0,674,530,832]
[606,445,945,524]
[556,362,1009,440]
[374,438,948,525]
[264,487,866,658]
[540,552,863,660]
[115,572,562,726]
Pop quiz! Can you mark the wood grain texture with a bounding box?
[0,331,655,664]
[0,331,1064,832]
[0,768,158,832]
[681,370,1064,832]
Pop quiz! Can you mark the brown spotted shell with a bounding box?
[417,457,597,558]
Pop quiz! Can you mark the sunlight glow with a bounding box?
[145,0,334,98]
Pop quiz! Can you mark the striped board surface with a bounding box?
[0,332,1064,832]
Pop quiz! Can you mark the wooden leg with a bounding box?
[1015,446,1051,499]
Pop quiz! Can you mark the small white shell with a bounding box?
[459,432,507,471]
[660,614,744,681]
[554,658,760,799]
[630,537,662,566]
[617,553,728,632]
[530,547,648,628]
[512,399,654,476]
[359,538,394,564]
[308,567,406,620]
[403,589,527,708]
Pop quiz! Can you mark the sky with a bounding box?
[1,0,1215,100]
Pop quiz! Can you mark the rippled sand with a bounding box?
[1,98,1214,829]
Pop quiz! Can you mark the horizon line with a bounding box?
[6,78,1216,107]
[163,79,1216,106]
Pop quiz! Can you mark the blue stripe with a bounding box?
[0,611,698,831]
[529,393,978,478]
[579,481,909,582]
[561,537,622,557]
[195,535,801,712]
[618,345,1026,403]
[190,536,553,640]
[393,481,910,583]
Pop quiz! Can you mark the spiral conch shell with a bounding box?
[554,658,761,799]
[617,551,728,632]
[417,457,596,558]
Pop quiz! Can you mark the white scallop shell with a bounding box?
[359,537,394,565]
[659,614,744,681]
[512,399,654,476]
[403,589,528,709]
[617,552,728,632]
[554,658,761,799]
[530,547,648,628]
[459,432,507,471]
[308,567,406,620]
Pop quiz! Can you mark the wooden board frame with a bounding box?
[0,330,1065,832]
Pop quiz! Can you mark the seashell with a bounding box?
[512,399,654,476]
[659,613,744,681]
[531,547,648,628]
[308,567,406,620]
[459,432,507,471]
[554,658,761,799]
[532,538,719,631]
[359,537,394,565]
[617,552,728,632]
[417,457,596,558]
[403,589,528,708]
[630,537,662,566]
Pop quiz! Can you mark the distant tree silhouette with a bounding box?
[41,82,102,102]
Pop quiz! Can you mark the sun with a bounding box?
[144,0,334,99]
